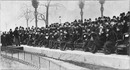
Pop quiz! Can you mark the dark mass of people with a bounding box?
[1,11,130,55]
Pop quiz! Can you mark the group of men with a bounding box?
[1,11,130,54]
[1,28,21,46]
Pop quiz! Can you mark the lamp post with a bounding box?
[32,0,39,28]
[99,0,105,18]
[79,0,85,22]
[59,16,61,24]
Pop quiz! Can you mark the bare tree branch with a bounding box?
[30,17,35,22]
[37,13,46,23]
[38,0,64,27]
[19,4,34,27]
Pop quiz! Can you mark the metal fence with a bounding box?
[0,47,68,70]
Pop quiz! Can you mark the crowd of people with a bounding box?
[1,11,130,54]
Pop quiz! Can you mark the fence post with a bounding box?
[18,50,19,60]
[31,54,32,62]
[12,50,13,58]
[5,50,7,56]
[60,65,61,70]
[49,61,50,70]
[39,57,41,68]
[24,51,25,61]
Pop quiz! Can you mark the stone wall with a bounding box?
[23,45,130,70]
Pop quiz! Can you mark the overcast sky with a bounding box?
[0,0,129,31]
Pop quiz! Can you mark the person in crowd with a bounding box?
[13,27,20,46]
[1,32,7,46]
[1,11,129,54]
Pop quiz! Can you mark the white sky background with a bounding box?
[0,0,129,31]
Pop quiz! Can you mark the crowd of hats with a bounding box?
[1,11,130,53]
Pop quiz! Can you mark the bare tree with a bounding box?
[79,0,85,22]
[38,0,51,28]
[45,0,51,28]
[19,4,33,27]
[38,0,64,28]
[32,0,39,28]
[25,9,33,27]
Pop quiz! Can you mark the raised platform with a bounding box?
[22,45,130,70]
[1,45,23,52]
[6,45,23,50]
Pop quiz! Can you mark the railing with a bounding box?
[0,47,68,70]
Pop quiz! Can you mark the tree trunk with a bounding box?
[35,8,38,28]
[100,4,104,18]
[46,6,49,28]
[26,19,29,28]
[80,9,83,22]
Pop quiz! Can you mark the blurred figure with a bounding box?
[1,32,7,46]
[13,27,20,46]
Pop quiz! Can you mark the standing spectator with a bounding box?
[9,29,14,45]
[13,27,20,46]
[1,32,7,46]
